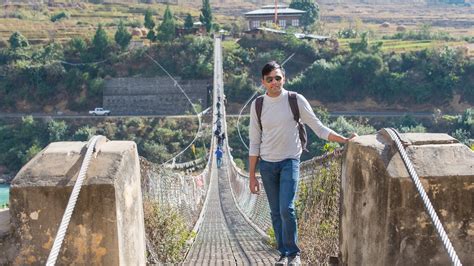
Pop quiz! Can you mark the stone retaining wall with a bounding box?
[103,77,210,115]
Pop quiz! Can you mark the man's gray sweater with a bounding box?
[249,89,334,162]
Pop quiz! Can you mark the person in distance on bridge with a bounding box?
[219,132,226,147]
[248,61,357,265]
[215,146,223,168]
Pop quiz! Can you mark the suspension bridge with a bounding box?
[0,36,472,265]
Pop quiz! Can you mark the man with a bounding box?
[248,61,356,265]
[215,146,223,168]
[219,132,226,147]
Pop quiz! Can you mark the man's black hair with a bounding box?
[261,61,285,78]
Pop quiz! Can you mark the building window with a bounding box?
[292,19,299,27]
[279,20,286,28]
[265,20,273,27]
[251,20,260,29]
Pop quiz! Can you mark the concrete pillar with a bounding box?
[340,132,473,265]
[5,140,145,265]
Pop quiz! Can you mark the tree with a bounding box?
[144,8,156,41]
[289,0,319,31]
[157,6,176,42]
[66,37,87,58]
[184,13,193,30]
[47,120,68,142]
[92,24,109,58]
[35,43,63,63]
[8,31,29,50]
[23,144,42,164]
[348,52,384,88]
[73,126,95,141]
[115,20,132,50]
[199,0,213,32]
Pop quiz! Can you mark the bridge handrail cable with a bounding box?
[384,128,462,266]
[46,135,107,266]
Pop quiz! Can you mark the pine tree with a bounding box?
[115,20,132,50]
[92,24,109,58]
[144,8,156,41]
[199,0,212,32]
[8,31,29,50]
[157,6,176,42]
[184,13,194,30]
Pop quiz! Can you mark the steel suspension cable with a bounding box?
[54,50,132,66]
[385,128,462,266]
[144,53,204,166]
[46,135,105,266]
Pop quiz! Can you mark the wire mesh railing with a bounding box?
[225,146,344,235]
[140,152,212,230]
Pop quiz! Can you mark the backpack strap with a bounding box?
[288,91,308,152]
[255,92,308,152]
[288,92,300,123]
[255,95,264,131]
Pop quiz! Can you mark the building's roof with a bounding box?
[254,27,286,34]
[260,4,288,9]
[294,33,330,41]
[244,7,306,16]
[246,28,330,41]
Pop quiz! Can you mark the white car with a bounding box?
[89,108,111,116]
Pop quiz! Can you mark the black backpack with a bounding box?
[255,91,308,151]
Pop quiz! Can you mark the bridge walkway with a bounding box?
[184,151,277,265]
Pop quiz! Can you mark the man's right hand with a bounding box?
[249,175,260,194]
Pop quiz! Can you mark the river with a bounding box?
[0,184,10,207]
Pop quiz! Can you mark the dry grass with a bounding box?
[338,38,468,53]
[143,196,194,264]
[319,3,474,38]
[297,157,342,265]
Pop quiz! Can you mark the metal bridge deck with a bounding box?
[184,156,278,265]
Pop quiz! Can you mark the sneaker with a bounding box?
[275,255,288,265]
[288,254,301,265]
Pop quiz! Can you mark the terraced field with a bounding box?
[319,3,474,37]
[0,2,203,46]
[338,38,469,53]
[0,2,472,56]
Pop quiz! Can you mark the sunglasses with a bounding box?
[264,75,283,83]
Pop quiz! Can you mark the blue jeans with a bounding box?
[259,158,301,257]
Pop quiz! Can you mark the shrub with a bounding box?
[297,157,341,264]
[143,197,193,263]
[73,126,95,141]
[50,11,70,22]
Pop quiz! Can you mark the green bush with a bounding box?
[233,158,245,169]
[143,197,193,263]
[88,77,105,96]
[50,11,70,22]
[73,126,96,141]
[225,72,257,102]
